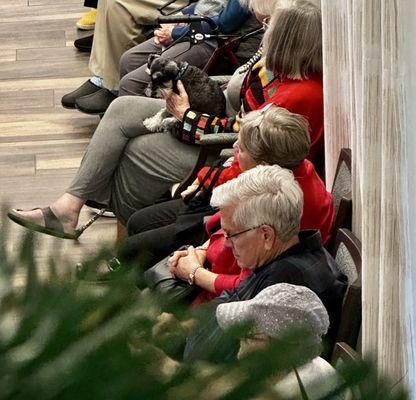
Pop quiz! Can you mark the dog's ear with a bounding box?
[164,60,180,79]
[146,54,160,74]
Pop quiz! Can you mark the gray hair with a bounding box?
[263,2,322,79]
[239,107,311,169]
[211,165,303,241]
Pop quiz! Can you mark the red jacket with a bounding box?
[193,159,335,306]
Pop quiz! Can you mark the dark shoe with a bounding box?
[8,207,107,240]
[61,79,100,109]
[8,207,81,240]
[74,34,93,53]
[75,88,117,115]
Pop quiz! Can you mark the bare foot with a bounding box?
[11,208,44,224]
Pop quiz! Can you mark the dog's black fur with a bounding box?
[146,54,227,117]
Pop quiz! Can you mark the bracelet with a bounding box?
[188,264,204,285]
[195,246,208,251]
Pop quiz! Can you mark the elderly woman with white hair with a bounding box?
[175,165,347,361]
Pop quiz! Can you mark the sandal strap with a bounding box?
[41,207,65,234]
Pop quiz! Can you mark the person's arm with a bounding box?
[196,155,241,189]
[216,0,251,34]
[181,3,196,15]
[213,269,252,296]
[172,0,251,39]
[193,267,218,293]
[171,25,190,40]
[179,108,237,143]
[165,80,238,144]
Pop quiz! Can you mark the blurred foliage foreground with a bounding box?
[0,219,409,400]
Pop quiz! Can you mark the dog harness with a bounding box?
[173,61,190,94]
[175,61,189,82]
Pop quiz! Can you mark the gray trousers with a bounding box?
[67,96,200,224]
[89,0,188,90]
[118,38,215,96]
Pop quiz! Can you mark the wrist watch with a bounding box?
[188,264,203,285]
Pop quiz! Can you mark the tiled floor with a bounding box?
[0,0,117,283]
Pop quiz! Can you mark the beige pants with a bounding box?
[89,0,187,90]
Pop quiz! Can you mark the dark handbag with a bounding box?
[144,246,201,303]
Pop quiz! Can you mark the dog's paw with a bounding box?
[143,109,167,132]
[143,116,160,132]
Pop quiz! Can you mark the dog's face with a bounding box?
[145,54,180,98]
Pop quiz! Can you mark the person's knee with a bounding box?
[126,211,144,235]
[118,72,135,96]
[103,96,132,118]
[119,66,149,96]
[119,48,134,79]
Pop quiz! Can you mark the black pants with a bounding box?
[118,199,211,274]
[84,0,98,8]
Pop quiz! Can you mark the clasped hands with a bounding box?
[153,23,175,47]
[154,22,187,48]
[168,245,206,281]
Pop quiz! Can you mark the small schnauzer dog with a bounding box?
[143,54,227,134]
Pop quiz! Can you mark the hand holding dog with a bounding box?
[165,80,190,121]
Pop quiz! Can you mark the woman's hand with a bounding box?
[172,246,204,281]
[165,80,190,121]
[180,183,201,199]
[167,248,189,272]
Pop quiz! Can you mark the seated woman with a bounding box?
[72,0,263,114]
[117,0,262,99]
[114,107,334,282]
[8,2,323,241]
[180,165,347,362]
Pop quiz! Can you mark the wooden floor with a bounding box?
[0,0,117,282]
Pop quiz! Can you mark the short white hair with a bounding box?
[211,165,303,241]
